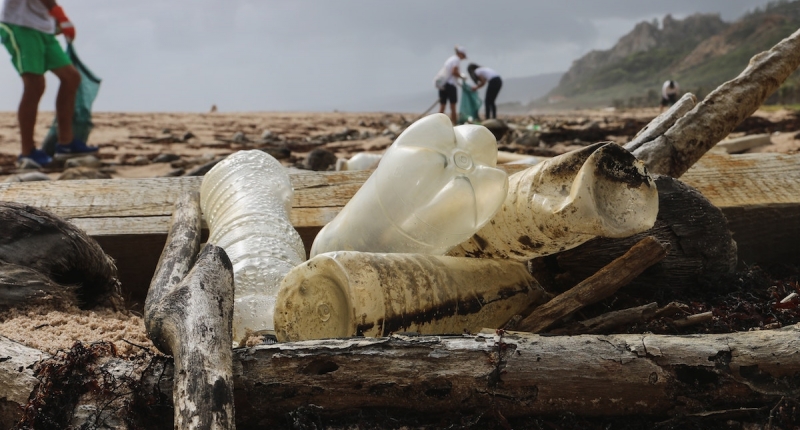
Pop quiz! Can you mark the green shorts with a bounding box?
[0,22,71,75]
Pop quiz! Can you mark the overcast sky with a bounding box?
[0,0,776,113]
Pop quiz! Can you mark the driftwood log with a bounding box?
[625,92,697,152]
[0,201,120,308]
[144,192,236,430]
[627,27,800,177]
[518,236,668,332]
[3,326,799,428]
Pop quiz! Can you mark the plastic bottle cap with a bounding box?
[453,150,473,171]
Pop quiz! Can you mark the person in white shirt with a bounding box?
[434,45,466,125]
[467,63,503,120]
[0,0,98,167]
[661,80,680,112]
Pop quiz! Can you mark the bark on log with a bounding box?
[530,175,738,299]
[144,191,236,430]
[0,201,120,309]
[3,326,800,427]
[629,28,800,177]
[517,236,667,333]
[0,336,49,429]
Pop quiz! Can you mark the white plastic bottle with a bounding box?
[274,251,547,342]
[200,150,306,346]
[335,152,383,171]
[449,142,659,260]
[311,113,508,256]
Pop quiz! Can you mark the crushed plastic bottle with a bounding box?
[311,113,508,256]
[335,152,383,171]
[274,251,547,342]
[199,150,306,346]
[449,142,658,260]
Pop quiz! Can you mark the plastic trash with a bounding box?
[274,251,547,342]
[449,142,658,260]
[335,152,383,171]
[199,150,306,346]
[310,113,508,257]
[459,81,482,124]
[42,43,101,156]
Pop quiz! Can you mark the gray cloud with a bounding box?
[0,0,775,112]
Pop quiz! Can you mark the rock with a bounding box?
[161,128,171,134]
[65,155,103,169]
[233,132,247,143]
[260,146,291,160]
[16,158,43,170]
[130,155,151,166]
[58,167,113,180]
[184,157,223,176]
[3,172,51,182]
[163,168,185,177]
[304,148,338,171]
[261,130,273,141]
[515,130,540,147]
[481,119,509,141]
[153,153,181,163]
[386,123,403,135]
[182,131,196,142]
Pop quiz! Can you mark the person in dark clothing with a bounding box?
[467,63,503,120]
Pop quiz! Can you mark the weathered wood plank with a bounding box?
[0,170,373,227]
[682,152,800,265]
[2,154,798,302]
[1,154,797,233]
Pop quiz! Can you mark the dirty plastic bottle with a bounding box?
[449,142,659,260]
[273,251,547,342]
[335,152,383,171]
[311,113,509,256]
[200,150,306,346]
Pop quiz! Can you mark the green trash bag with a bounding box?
[42,43,101,156]
[458,81,482,124]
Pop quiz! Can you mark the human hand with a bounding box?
[471,86,478,92]
[49,6,75,41]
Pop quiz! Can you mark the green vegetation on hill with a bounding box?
[540,0,800,109]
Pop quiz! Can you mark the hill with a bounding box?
[539,0,800,109]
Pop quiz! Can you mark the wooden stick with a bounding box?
[144,192,236,430]
[144,191,202,329]
[631,28,800,177]
[517,236,668,333]
[672,311,714,329]
[548,302,659,335]
[625,92,697,153]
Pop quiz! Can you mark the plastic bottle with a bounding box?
[310,113,508,256]
[199,150,306,346]
[273,251,547,342]
[335,152,383,171]
[449,142,658,260]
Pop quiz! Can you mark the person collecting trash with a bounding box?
[467,63,503,120]
[0,0,99,168]
[433,45,467,125]
[660,79,680,112]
